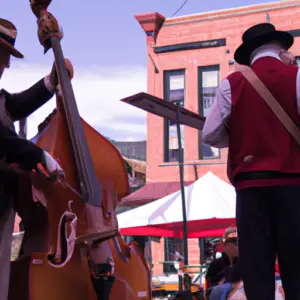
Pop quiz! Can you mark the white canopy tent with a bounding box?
[118,172,236,238]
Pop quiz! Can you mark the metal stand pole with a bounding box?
[178,273,183,292]
[148,236,153,296]
[199,238,205,287]
[176,108,188,266]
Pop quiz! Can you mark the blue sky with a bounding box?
[1,0,278,140]
[3,0,278,67]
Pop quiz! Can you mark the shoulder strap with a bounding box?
[238,65,300,146]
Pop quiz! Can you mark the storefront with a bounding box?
[121,0,300,275]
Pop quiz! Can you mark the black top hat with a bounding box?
[0,18,23,58]
[234,23,294,66]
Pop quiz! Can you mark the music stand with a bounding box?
[121,92,205,265]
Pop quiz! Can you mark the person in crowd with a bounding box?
[205,227,238,288]
[208,255,285,299]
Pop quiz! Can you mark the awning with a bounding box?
[120,219,235,238]
[120,181,194,207]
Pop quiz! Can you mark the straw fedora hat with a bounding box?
[0,18,23,58]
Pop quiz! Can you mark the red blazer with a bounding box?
[227,57,300,189]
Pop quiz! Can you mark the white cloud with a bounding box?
[0,61,147,141]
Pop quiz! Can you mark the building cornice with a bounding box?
[164,0,300,27]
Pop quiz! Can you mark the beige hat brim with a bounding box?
[0,37,23,58]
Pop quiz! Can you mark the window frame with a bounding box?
[163,69,186,163]
[198,65,221,160]
[163,237,184,273]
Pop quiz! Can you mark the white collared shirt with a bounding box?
[202,44,300,148]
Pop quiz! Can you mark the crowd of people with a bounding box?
[202,227,285,300]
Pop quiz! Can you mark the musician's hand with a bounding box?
[40,150,64,178]
[279,50,296,65]
[49,58,74,89]
[30,0,52,18]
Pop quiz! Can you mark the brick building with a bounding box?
[121,0,300,275]
[112,140,147,162]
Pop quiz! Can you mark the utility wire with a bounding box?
[171,0,189,17]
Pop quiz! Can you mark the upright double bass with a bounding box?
[8,1,150,299]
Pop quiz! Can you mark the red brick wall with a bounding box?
[151,239,165,276]
[145,0,300,184]
[188,239,200,265]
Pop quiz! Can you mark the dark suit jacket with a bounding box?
[0,78,54,169]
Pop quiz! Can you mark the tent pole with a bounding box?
[176,107,188,266]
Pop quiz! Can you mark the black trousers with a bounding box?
[236,185,300,300]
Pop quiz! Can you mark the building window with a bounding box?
[198,65,221,160]
[163,237,184,273]
[164,70,185,162]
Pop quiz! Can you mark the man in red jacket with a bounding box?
[203,23,300,299]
